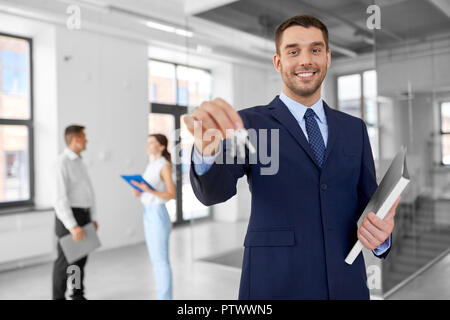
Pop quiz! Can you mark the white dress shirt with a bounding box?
[278,92,328,146]
[53,148,96,230]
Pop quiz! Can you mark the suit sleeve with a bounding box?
[356,120,392,260]
[192,144,219,176]
[189,111,250,206]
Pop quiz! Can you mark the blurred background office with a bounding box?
[0,0,449,300]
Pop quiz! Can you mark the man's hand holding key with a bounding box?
[183,98,245,157]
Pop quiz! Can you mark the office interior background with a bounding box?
[0,0,449,300]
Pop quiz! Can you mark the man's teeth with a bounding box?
[297,72,314,77]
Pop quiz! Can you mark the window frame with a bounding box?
[0,32,34,211]
[335,69,379,160]
[149,58,212,107]
[439,101,450,166]
[148,59,212,225]
[335,70,375,118]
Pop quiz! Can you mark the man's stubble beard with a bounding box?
[281,64,327,98]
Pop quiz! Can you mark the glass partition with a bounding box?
[373,2,450,297]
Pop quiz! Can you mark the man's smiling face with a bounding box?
[274,25,331,99]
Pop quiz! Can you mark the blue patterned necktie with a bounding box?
[304,108,326,168]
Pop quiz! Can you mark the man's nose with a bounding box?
[297,50,313,67]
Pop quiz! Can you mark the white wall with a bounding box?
[0,14,150,270]
[232,63,280,109]
[0,210,54,270]
[55,27,149,249]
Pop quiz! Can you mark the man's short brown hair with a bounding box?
[64,125,85,145]
[275,15,329,54]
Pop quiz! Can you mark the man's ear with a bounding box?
[273,53,281,73]
[72,135,80,145]
[326,48,331,69]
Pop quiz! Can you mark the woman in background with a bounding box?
[131,134,176,300]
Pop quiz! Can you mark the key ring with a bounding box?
[229,128,256,158]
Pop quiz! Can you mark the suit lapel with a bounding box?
[267,96,340,170]
[267,96,320,168]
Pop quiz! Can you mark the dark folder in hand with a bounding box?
[59,223,101,264]
[121,175,155,192]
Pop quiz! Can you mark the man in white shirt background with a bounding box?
[52,125,98,300]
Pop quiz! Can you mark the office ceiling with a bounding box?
[4,0,450,62]
[193,0,450,59]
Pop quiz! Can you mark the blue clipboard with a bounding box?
[121,175,155,192]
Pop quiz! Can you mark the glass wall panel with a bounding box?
[374,0,450,297]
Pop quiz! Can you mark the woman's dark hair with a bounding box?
[150,133,171,163]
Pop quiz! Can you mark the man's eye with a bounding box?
[312,48,321,54]
[289,50,298,55]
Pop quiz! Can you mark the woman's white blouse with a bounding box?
[140,156,169,205]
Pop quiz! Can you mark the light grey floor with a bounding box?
[386,251,450,300]
[2,219,450,300]
[0,220,248,300]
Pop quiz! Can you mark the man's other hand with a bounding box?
[70,226,86,242]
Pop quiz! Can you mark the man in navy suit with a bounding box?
[184,15,400,299]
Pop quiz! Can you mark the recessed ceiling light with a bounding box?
[145,21,193,38]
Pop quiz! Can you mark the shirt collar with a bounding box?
[64,148,81,160]
[279,92,326,124]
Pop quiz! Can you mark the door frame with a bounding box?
[150,103,211,225]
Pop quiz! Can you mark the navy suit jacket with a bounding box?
[190,96,391,300]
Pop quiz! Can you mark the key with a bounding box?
[234,128,256,155]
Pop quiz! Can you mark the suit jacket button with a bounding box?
[321,184,327,190]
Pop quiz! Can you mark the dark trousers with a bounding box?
[52,208,91,300]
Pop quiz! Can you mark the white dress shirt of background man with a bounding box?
[52,125,98,300]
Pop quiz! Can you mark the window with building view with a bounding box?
[0,34,33,208]
[441,102,450,165]
[337,70,379,161]
[149,60,211,107]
